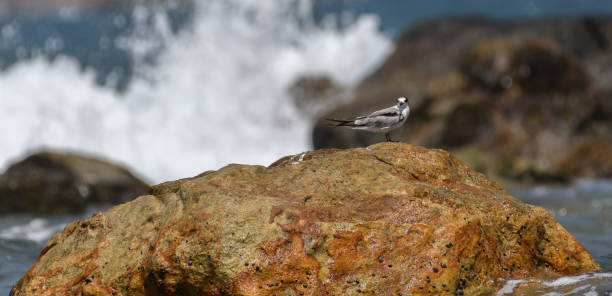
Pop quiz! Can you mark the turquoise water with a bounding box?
[0,209,100,294]
[314,0,612,37]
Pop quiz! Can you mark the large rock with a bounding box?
[313,16,612,185]
[11,143,598,295]
[0,151,150,214]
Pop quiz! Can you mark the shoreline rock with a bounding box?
[0,151,150,214]
[11,143,599,295]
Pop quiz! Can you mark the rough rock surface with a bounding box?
[0,151,150,214]
[11,143,599,295]
[313,16,612,185]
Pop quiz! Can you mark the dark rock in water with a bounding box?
[10,143,599,295]
[0,151,149,214]
[314,16,612,185]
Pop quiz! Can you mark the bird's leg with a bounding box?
[385,132,392,142]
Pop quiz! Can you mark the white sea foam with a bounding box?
[497,273,612,295]
[496,279,527,296]
[0,0,392,183]
[0,218,66,243]
[511,179,612,200]
[543,272,612,287]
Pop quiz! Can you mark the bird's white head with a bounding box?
[397,97,410,120]
[397,97,408,108]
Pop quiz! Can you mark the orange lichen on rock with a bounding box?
[11,143,599,295]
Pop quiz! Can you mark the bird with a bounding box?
[327,97,410,142]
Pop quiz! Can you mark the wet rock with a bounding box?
[0,151,149,214]
[558,137,612,178]
[11,143,599,295]
[461,37,589,93]
[314,16,612,185]
[451,147,569,188]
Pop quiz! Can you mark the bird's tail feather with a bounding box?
[325,118,356,127]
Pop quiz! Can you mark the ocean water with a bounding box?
[313,0,612,37]
[1,0,612,294]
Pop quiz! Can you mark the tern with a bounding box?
[327,97,410,142]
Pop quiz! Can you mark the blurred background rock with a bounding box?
[312,16,612,187]
[0,151,149,214]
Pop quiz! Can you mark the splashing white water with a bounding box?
[0,218,66,243]
[497,273,612,295]
[0,0,392,183]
